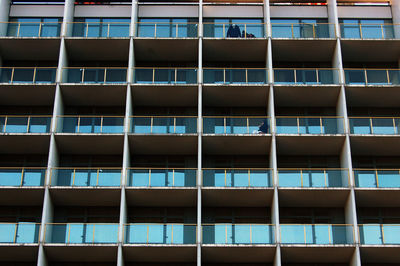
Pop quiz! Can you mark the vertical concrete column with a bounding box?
[390,0,400,39]
[327,0,340,38]
[263,0,271,38]
[131,0,138,37]
[0,0,11,36]
[62,0,75,37]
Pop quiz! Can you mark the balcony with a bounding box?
[344,69,400,86]
[271,23,335,39]
[202,224,275,244]
[340,23,396,40]
[133,68,198,85]
[56,116,124,134]
[0,168,46,187]
[278,169,349,188]
[2,21,61,38]
[0,67,57,84]
[354,169,400,189]
[136,22,198,38]
[49,168,122,187]
[61,67,128,84]
[349,117,400,135]
[273,68,339,85]
[359,224,400,245]
[129,116,197,134]
[44,223,119,244]
[203,23,265,39]
[0,116,52,133]
[126,168,196,187]
[203,169,272,187]
[280,224,354,245]
[124,224,196,244]
[0,223,40,244]
[67,22,130,38]
[275,116,345,134]
[203,68,267,85]
[203,117,270,134]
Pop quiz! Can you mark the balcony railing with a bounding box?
[136,22,198,38]
[273,68,339,85]
[349,117,400,135]
[354,169,400,188]
[50,168,122,187]
[0,67,57,84]
[3,21,61,37]
[61,67,128,84]
[344,69,400,85]
[56,116,125,134]
[202,169,273,187]
[44,223,119,244]
[124,224,197,244]
[126,168,197,187]
[280,224,354,245]
[275,116,344,134]
[203,68,267,84]
[129,116,197,134]
[133,68,198,84]
[0,223,40,243]
[202,224,275,244]
[203,117,270,134]
[271,23,335,39]
[0,115,52,133]
[203,23,265,38]
[68,22,130,38]
[340,23,396,39]
[277,168,349,188]
[0,168,46,187]
[359,224,400,245]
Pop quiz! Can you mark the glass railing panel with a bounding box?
[203,117,269,134]
[203,69,267,84]
[0,68,57,84]
[359,225,400,245]
[344,70,366,85]
[345,69,400,85]
[340,24,395,39]
[62,68,127,84]
[71,22,130,37]
[0,116,51,133]
[372,118,396,134]
[124,224,196,244]
[274,69,337,85]
[130,117,197,134]
[0,168,45,186]
[280,224,353,244]
[203,23,265,38]
[50,168,122,187]
[137,23,198,38]
[58,116,124,133]
[127,169,196,187]
[202,169,272,187]
[349,118,371,134]
[388,70,400,85]
[202,224,275,244]
[45,223,119,244]
[271,23,332,38]
[349,118,399,135]
[278,169,347,188]
[276,117,343,134]
[35,68,57,83]
[354,169,400,188]
[0,223,40,243]
[134,68,197,84]
[6,22,61,37]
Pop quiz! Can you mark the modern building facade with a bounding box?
[0,0,400,265]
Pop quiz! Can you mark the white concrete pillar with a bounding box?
[327,0,340,38]
[263,0,271,38]
[131,0,138,37]
[390,0,400,39]
[0,0,10,36]
[62,0,75,37]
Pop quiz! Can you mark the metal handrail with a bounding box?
[349,117,400,135]
[66,22,130,38]
[0,115,52,133]
[55,115,125,134]
[0,67,57,84]
[344,68,400,85]
[61,67,128,84]
[135,22,199,38]
[275,116,345,134]
[126,168,197,187]
[271,22,336,38]
[277,168,350,188]
[202,168,274,187]
[2,21,62,38]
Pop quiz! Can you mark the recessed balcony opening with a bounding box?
[133,63,198,85]
[343,62,400,86]
[0,60,58,84]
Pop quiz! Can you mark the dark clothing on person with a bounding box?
[227,24,241,38]
[259,120,269,133]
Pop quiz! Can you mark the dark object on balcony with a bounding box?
[227,24,241,38]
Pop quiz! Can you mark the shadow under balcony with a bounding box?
[125,168,197,207]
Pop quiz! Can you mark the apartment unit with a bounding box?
[0,0,400,265]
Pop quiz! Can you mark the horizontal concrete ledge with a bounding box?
[276,134,345,137]
[203,38,268,41]
[203,84,269,87]
[203,134,271,137]
[50,186,122,190]
[272,38,336,41]
[60,83,128,86]
[134,37,198,40]
[0,243,39,247]
[350,134,400,137]
[123,244,196,247]
[55,133,124,136]
[65,37,130,40]
[278,187,350,191]
[126,187,197,190]
[43,244,119,247]
[131,83,198,87]
[0,186,45,189]
[202,187,273,190]
[0,133,51,136]
[280,244,355,247]
[129,133,198,136]
[273,84,341,88]
[0,37,61,40]
[360,244,400,247]
[202,244,276,247]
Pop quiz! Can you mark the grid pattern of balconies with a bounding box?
[1,0,400,266]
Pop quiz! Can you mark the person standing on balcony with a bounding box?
[227,24,241,38]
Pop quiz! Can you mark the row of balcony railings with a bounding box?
[2,67,400,86]
[3,222,400,245]
[3,21,400,40]
[2,167,400,189]
[5,115,400,135]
